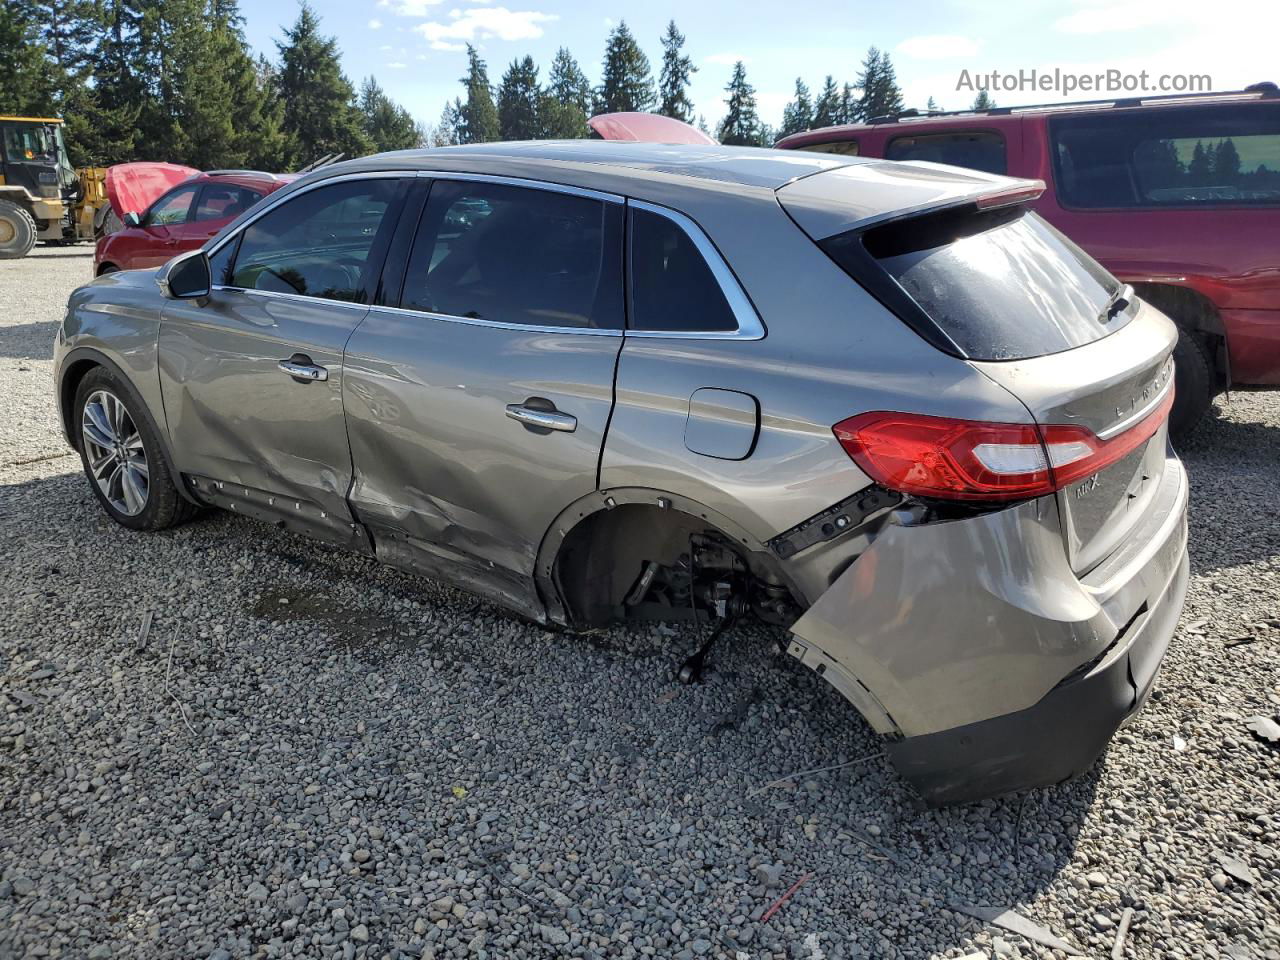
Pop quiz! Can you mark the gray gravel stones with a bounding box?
[2,247,1279,958]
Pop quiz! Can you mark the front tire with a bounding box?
[73,367,196,530]
[1169,331,1214,440]
[0,199,37,259]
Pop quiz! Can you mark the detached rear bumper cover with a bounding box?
[890,546,1187,805]
[787,454,1188,804]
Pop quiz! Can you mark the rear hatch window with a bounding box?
[821,205,1128,360]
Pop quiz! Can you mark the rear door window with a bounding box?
[195,185,262,222]
[227,178,400,302]
[629,207,738,333]
[1051,103,1280,208]
[798,140,860,156]
[399,180,622,330]
[886,131,1007,174]
[145,186,198,226]
[823,207,1126,360]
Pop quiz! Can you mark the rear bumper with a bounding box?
[787,453,1189,804]
[888,546,1188,805]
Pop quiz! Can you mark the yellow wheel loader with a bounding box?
[0,116,107,260]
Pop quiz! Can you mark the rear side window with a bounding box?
[629,207,737,332]
[886,131,1007,175]
[400,180,622,330]
[228,178,399,302]
[798,140,860,156]
[1051,103,1280,208]
[823,207,1125,361]
[195,185,262,222]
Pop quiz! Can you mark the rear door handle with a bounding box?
[505,403,577,433]
[278,356,328,383]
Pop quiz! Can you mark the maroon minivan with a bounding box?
[777,85,1280,436]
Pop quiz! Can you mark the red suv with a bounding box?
[94,170,292,276]
[777,85,1280,436]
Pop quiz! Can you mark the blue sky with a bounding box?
[239,0,1274,131]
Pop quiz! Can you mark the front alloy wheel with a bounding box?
[81,389,150,515]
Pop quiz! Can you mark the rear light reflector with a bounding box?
[833,385,1172,502]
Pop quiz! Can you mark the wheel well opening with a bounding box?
[96,262,118,276]
[59,359,101,444]
[553,503,801,628]
[1133,282,1228,391]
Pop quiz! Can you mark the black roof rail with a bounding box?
[857,83,1278,126]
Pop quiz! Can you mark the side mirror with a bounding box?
[122,211,141,227]
[157,249,211,300]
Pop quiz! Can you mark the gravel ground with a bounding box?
[1,245,1278,960]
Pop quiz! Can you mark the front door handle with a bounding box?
[278,356,328,383]
[505,402,577,433]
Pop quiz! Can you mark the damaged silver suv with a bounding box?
[53,142,1189,804]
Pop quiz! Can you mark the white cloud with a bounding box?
[368,18,383,28]
[896,34,979,60]
[414,7,556,47]
[705,53,750,66]
[386,0,446,14]
[388,62,407,69]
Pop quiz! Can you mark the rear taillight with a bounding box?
[833,387,1172,502]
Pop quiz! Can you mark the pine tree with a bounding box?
[1188,141,1212,185]
[812,75,840,129]
[596,21,655,114]
[971,89,995,110]
[434,98,463,146]
[717,61,761,147]
[838,82,858,125]
[458,44,499,144]
[1213,138,1241,181]
[857,47,905,121]
[926,96,939,113]
[0,1,58,116]
[542,48,590,138]
[361,76,420,152]
[276,3,371,164]
[778,78,813,138]
[497,56,542,141]
[657,20,695,122]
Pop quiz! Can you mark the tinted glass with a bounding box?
[1051,103,1280,208]
[886,131,1007,175]
[146,186,197,226]
[401,180,620,329]
[228,179,398,302]
[195,185,262,222]
[629,207,736,332]
[799,140,860,156]
[827,207,1125,361]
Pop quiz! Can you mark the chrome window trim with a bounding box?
[625,199,765,341]
[205,170,409,259]
[364,303,623,337]
[414,169,624,205]
[209,285,371,311]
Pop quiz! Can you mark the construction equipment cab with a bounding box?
[0,116,87,259]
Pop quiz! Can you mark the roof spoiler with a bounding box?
[779,161,1045,240]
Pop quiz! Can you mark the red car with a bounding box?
[94,168,293,276]
[777,84,1280,435]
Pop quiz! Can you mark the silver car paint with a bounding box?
[157,288,370,543]
[341,307,622,618]
[53,142,1189,754]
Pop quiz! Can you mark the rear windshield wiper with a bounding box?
[1100,284,1132,324]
